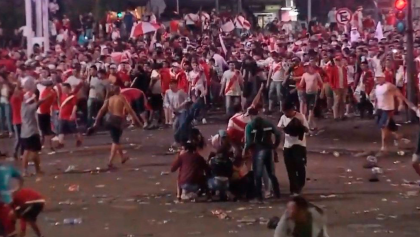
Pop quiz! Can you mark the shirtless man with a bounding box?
[93,86,142,169]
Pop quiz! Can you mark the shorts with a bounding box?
[305,93,317,110]
[109,126,123,144]
[15,202,44,222]
[376,109,398,131]
[149,94,163,111]
[298,90,306,102]
[37,113,53,136]
[21,135,42,152]
[59,120,78,135]
[132,97,145,115]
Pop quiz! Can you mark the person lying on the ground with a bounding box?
[274,196,329,237]
[11,188,45,237]
[173,94,205,147]
[170,140,210,201]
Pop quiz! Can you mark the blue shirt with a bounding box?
[0,165,21,204]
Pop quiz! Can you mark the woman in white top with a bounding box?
[163,80,188,125]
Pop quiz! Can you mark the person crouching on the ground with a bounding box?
[0,163,23,237]
[21,92,53,176]
[173,94,205,148]
[11,188,45,237]
[120,87,150,128]
[243,109,281,201]
[274,196,329,237]
[94,85,142,169]
[208,130,234,201]
[56,83,82,149]
[163,80,188,127]
[171,140,210,201]
[278,100,309,196]
[374,72,407,155]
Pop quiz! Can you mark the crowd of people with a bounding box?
[1,4,420,236]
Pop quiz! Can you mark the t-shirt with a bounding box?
[36,85,56,114]
[0,165,21,204]
[88,76,107,100]
[188,70,206,91]
[271,62,286,81]
[150,70,162,94]
[11,188,44,210]
[121,88,143,103]
[163,89,187,109]
[222,70,242,96]
[20,102,39,138]
[66,75,84,98]
[184,13,199,25]
[59,94,77,120]
[278,112,309,148]
[10,94,22,125]
[375,82,395,111]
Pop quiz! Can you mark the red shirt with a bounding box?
[117,71,130,87]
[10,94,23,125]
[170,152,209,186]
[121,88,143,103]
[160,68,172,94]
[170,20,179,33]
[59,94,77,120]
[38,87,57,114]
[11,189,44,210]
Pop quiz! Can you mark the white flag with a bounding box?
[374,22,384,40]
[220,21,235,32]
[219,34,227,55]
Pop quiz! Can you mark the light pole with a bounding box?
[176,0,179,14]
[216,0,219,13]
[307,0,312,22]
[42,0,50,52]
[407,0,417,121]
[24,0,33,56]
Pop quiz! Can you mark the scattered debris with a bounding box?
[63,218,82,225]
[211,210,230,220]
[320,194,337,199]
[68,185,79,192]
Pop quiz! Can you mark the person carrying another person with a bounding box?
[121,87,150,128]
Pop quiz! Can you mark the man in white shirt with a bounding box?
[210,47,228,73]
[277,101,309,196]
[87,66,107,127]
[374,73,406,154]
[220,61,243,117]
[267,52,285,113]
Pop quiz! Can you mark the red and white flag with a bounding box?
[220,20,235,32]
[234,16,251,30]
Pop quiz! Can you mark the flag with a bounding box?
[220,21,235,32]
[374,22,384,40]
[234,16,251,30]
[219,34,227,55]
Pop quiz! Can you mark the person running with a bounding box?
[10,85,23,160]
[243,112,281,201]
[56,83,82,149]
[278,100,309,196]
[21,92,53,176]
[11,188,45,237]
[220,61,243,117]
[93,85,142,169]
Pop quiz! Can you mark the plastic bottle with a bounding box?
[63,218,82,225]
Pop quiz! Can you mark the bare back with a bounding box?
[108,94,128,117]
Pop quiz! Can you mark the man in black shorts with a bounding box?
[20,92,52,176]
[36,80,56,151]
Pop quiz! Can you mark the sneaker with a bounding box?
[202,118,207,124]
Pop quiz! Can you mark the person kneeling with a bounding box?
[171,140,209,201]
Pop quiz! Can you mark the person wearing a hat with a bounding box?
[21,91,53,176]
[374,71,407,154]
